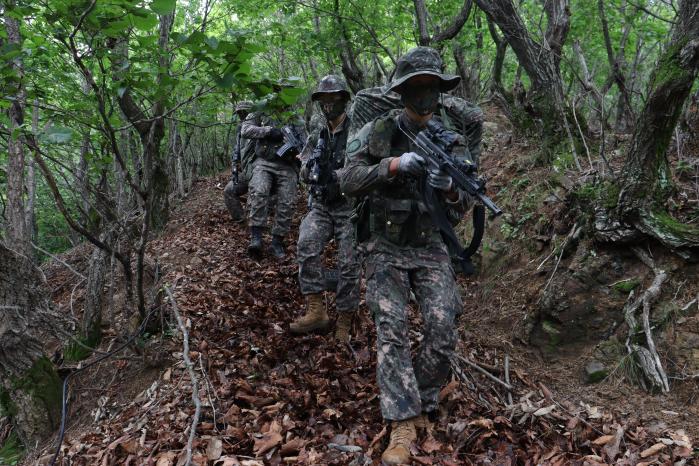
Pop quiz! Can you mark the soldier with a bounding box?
[223,101,254,222]
[290,75,360,343]
[242,105,306,259]
[339,47,476,465]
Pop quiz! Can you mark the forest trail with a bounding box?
[35,120,696,465]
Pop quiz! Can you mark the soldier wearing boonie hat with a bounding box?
[339,47,476,465]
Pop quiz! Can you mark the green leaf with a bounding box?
[129,12,158,30]
[45,126,74,144]
[150,0,176,15]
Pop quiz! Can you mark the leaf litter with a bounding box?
[47,175,695,465]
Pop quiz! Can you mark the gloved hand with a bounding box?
[269,127,284,142]
[397,152,425,176]
[427,166,453,192]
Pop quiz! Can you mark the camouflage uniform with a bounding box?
[297,117,360,313]
[223,101,255,221]
[339,48,476,422]
[350,88,483,166]
[242,112,306,238]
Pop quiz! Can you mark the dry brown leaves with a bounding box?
[49,175,696,465]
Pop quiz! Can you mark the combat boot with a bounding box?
[290,294,329,334]
[270,235,286,259]
[247,226,263,256]
[413,412,434,434]
[381,418,417,465]
[334,312,353,343]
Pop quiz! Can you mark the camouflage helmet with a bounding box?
[384,46,460,94]
[311,75,351,101]
[235,100,253,114]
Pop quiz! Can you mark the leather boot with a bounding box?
[290,294,329,334]
[247,226,263,256]
[413,412,434,434]
[270,235,285,259]
[381,418,417,465]
[334,312,353,343]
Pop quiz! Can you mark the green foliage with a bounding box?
[611,277,640,293]
[0,431,23,466]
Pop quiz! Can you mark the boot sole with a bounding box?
[289,320,330,334]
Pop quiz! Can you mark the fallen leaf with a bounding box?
[207,437,223,461]
[533,405,555,417]
[421,435,442,454]
[592,434,614,445]
[640,442,666,458]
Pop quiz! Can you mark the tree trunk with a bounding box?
[475,0,575,159]
[0,244,63,447]
[81,230,110,346]
[3,4,29,255]
[614,0,699,253]
[26,99,38,248]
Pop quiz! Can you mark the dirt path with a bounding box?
[39,170,691,465]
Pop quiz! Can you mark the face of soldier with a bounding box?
[317,94,347,122]
[399,75,441,117]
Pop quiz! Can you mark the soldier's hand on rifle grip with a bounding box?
[269,127,284,142]
[396,152,425,176]
[427,166,454,192]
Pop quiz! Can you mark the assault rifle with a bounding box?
[276,125,304,159]
[307,136,328,199]
[415,120,502,216]
[400,119,502,274]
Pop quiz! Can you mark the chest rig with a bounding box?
[361,117,442,247]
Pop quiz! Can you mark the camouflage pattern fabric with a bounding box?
[243,111,305,237]
[224,124,255,219]
[297,202,360,312]
[350,87,484,165]
[248,158,299,237]
[296,115,359,311]
[223,179,247,219]
[339,108,474,422]
[365,245,462,420]
[241,111,306,162]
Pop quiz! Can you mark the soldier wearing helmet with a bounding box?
[289,75,360,343]
[339,47,478,465]
[223,100,254,222]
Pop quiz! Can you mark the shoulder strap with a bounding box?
[422,180,485,276]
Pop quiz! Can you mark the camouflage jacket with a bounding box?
[241,112,306,166]
[349,87,483,166]
[231,124,255,182]
[340,109,473,248]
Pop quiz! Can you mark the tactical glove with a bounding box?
[397,152,425,176]
[269,127,284,142]
[427,166,453,192]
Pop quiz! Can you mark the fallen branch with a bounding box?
[165,285,201,466]
[504,355,514,406]
[454,354,513,391]
[32,242,87,280]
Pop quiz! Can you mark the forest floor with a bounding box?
[27,107,698,465]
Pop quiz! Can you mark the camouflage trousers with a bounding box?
[297,200,360,312]
[248,159,298,237]
[365,241,462,421]
[223,179,248,220]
